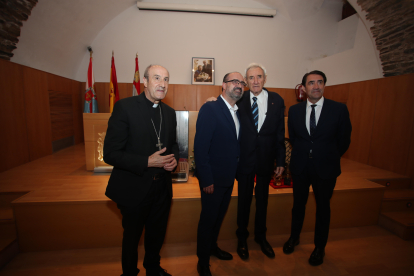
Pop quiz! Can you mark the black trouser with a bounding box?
[117,176,171,276]
[197,185,233,266]
[290,159,336,248]
[236,173,271,241]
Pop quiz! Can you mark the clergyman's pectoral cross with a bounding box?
[156,137,163,151]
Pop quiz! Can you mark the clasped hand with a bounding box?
[148,147,177,171]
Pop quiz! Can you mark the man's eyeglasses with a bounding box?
[225,79,247,87]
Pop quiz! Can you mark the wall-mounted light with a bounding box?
[137,2,277,17]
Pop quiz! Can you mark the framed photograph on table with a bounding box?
[192,57,214,85]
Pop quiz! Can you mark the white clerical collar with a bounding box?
[152,103,159,108]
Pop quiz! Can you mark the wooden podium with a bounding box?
[83,113,111,171]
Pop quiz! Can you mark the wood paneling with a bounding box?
[163,84,174,107]
[406,105,414,188]
[23,67,53,160]
[0,59,29,172]
[72,80,84,144]
[196,85,221,110]
[267,88,297,116]
[343,79,378,163]
[324,83,350,103]
[94,82,109,113]
[118,83,133,100]
[173,84,197,111]
[48,75,74,141]
[368,74,414,175]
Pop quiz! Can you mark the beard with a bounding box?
[228,87,243,101]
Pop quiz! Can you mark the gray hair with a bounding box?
[143,64,169,79]
[245,63,267,78]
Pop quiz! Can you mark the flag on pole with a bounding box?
[84,50,99,113]
[133,53,141,96]
[109,51,119,113]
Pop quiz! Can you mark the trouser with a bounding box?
[290,159,336,248]
[117,176,171,276]
[236,173,271,240]
[197,185,233,266]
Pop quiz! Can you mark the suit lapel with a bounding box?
[218,96,237,139]
[313,99,330,138]
[260,89,274,132]
[241,90,257,133]
[299,101,310,138]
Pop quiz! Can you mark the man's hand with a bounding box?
[203,184,214,194]
[274,166,285,178]
[205,97,217,103]
[163,157,177,171]
[148,147,175,168]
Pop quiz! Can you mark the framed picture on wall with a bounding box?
[192,57,214,85]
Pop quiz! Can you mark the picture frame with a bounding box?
[192,57,214,85]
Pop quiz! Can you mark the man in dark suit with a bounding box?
[194,72,245,276]
[236,63,286,260]
[283,70,352,266]
[104,65,179,276]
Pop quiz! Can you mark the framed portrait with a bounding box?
[192,57,214,85]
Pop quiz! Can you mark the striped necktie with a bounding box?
[252,97,259,131]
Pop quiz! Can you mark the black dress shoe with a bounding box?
[254,238,275,258]
[146,267,172,276]
[210,246,233,260]
[197,264,212,276]
[283,237,300,254]
[237,239,249,260]
[308,247,325,266]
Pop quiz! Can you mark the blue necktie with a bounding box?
[252,97,259,131]
[310,104,316,136]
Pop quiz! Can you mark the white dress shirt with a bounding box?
[306,97,324,135]
[220,95,240,138]
[250,89,268,132]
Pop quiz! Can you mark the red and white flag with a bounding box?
[84,52,98,113]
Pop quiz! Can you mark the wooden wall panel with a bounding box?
[72,80,84,144]
[94,82,109,113]
[173,84,197,111]
[196,85,221,110]
[0,59,29,172]
[343,79,378,163]
[368,74,414,175]
[267,88,297,116]
[163,84,174,107]
[407,120,414,188]
[324,83,350,103]
[23,67,53,160]
[48,75,74,141]
[118,83,133,100]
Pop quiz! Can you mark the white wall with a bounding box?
[310,16,382,85]
[12,0,382,88]
[75,2,345,88]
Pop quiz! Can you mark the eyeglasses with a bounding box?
[225,79,247,87]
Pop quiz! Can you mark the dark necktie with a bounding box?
[252,97,259,131]
[310,104,316,136]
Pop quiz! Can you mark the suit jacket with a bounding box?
[237,88,286,176]
[104,92,179,207]
[194,96,240,188]
[288,98,352,179]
